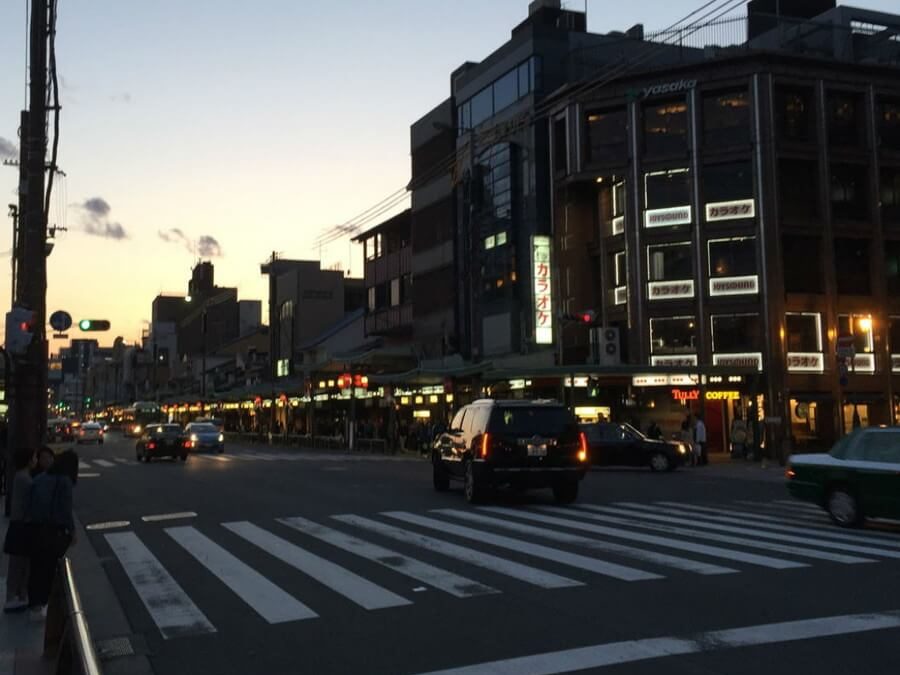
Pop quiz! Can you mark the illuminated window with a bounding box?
[708,237,756,277]
[837,314,874,354]
[643,100,688,155]
[650,316,696,354]
[647,242,692,282]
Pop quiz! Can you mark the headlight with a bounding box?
[134,425,142,434]
[218,434,224,442]
[677,444,687,454]
[190,434,199,442]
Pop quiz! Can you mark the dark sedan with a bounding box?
[136,424,190,463]
[185,422,225,453]
[580,422,688,472]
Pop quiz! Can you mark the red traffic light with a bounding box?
[580,313,593,324]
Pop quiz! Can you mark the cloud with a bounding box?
[73,197,129,240]
[0,136,16,160]
[196,235,222,257]
[158,228,223,257]
[158,227,189,245]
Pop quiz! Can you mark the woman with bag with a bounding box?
[3,448,36,613]
[26,449,78,618]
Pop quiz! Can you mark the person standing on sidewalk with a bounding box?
[3,448,36,613]
[695,413,708,466]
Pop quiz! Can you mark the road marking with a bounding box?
[105,531,216,639]
[771,499,823,512]
[166,526,316,623]
[411,609,900,675]
[333,514,583,589]
[598,504,900,558]
[278,516,498,598]
[78,461,91,470]
[141,512,198,523]
[223,521,411,610]
[532,507,806,570]
[86,520,130,531]
[79,473,101,478]
[392,511,662,581]
[546,507,872,564]
[93,459,115,468]
[113,458,130,464]
[465,507,738,575]
[207,455,231,462]
[246,453,279,461]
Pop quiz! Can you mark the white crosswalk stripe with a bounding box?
[166,526,317,623]
[93,459,115,468]
[278,515,499,598]
[78,461,91,470]
[113,458,130,464]
[391,511,664,581]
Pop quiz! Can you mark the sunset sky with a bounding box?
[1,0,896,350]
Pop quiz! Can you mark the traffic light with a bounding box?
[78,319,110,332]
[5,307,35,356]
[562,310,597,326]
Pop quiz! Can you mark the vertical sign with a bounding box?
[532,236,553,344]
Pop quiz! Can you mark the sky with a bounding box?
[1,0,898,350]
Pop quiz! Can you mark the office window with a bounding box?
[776,87,815,143]
[786,313,822,352]
[478,143,512,221]
[644,169,691,209]
[712,314,762,353]
[650,316,696,354]
[493,70,518,113]
[886,241,900,295]
[518,61,530,99]
[881,167,900,224]
[834,238,871,295]
[643,99,688,156]
[782,235,822,293]
[828,92,863,147]
[831,164,869,222]
[703,90,750,146]
[471,87,493,128]
[703,161,753,205]
[612,251,627,286]
[367,287,376,312]
[457,100,471,132]
[586,109,627,164]
[554,116,568,175]
[708,237,756,277]
[780,159,820,223]
[390,278,401,307]
[878,98,900,151]
[837,314,874,355]
[647,242,692,282]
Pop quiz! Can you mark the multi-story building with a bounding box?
[545,0,900,449]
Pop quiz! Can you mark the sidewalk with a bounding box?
[690,452,789,482]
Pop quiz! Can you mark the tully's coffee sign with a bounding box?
[709,275,759,297]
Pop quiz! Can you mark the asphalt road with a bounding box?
[67,432,900,675]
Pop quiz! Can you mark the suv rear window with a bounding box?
[487,407,577,436]
[150,425,183,436]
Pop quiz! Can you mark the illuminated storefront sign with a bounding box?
[564,377,590,387]
[713,352,763,371]
[705,199,755,222]
[786,352,824,373]
[532,235,553,344]
[709,275,759,296]
[644,206,692,228]
[671,388,700,402]
[614,286,627,305]
[276,359,290,377]
[850,354,875,373]
[633,373,699,386]
[671,389,740,402]
[892,354,900,373]
[650,355,699,367]
[639,79,697,99]
[648,280,694,300]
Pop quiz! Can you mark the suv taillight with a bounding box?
[480,433,491,459]
[578,432,589,462]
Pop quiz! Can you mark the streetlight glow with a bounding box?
[858,316,873,332]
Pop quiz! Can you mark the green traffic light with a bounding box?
[78,319,111,332]
[79,319,90,330]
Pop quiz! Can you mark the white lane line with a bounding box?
[662,501,900,544]
[141,512,198,523]
[586,504,900,559]
[113,458,130,464]
[734,500,828,520]
[166,526,316,623]
[79,472,101,478]
[207,455,232,462]
[105,531,216,639]
[333,514,583,589]
[530,507,806,570]
[771,499,823,511]
[246,453,279,461]
[94,459,115,468]
[227,453,257,461]
[278,516,498,598]
[614,503,900,552]
[411,609,900,675]
[465,508,737,576]
[389,511,662,581]
[544,507,872,565]
[224,521,410,610]
[78,461,91,470]
[86,520,130,531]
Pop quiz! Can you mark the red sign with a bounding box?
[671,388,700,402]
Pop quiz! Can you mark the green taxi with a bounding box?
[786,427,900,527]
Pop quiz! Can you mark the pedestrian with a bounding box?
[730,415,748,459]
[32,446,55,478]
[25,448,78,619]
[3,448,36,613]
[695,413,708,465]
[680,415,696,466]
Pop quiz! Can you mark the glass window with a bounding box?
[613,180,626,217]
[458,101,471,132]
[643,99,688,155]
[828,92,863,147]
[880,99,900,151]
[586,109,628,164]
[703,90,750,146]
[644,169,691,209]
[647,243,692,282]
[484,235,496,250]
[708,237,756,277]
[554,117,568,175]
[831,164,869,222]
[782,235,822,293]
[496,231,507,246]
[886,241,900,295]
[530,56,541,92]
[780,159,820,223]
[858,433,900,464]
[777,87,815,143]
[650,316,696,354]
[837,314,874,354]
[390,278,401,307]
[786,313,822,352]
[880,167,900,224]
[834,238,871,295]
[471,87,493,127]
[487,406,577,435]
[450,409,465,431]
[704,162,753,205]
[711,314,762,353]
[614,251,626,286]
[493,70,518,114]
[518,61,530,97]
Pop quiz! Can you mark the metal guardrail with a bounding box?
[45,557,102,675]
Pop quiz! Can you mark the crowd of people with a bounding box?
[3,445,79,620]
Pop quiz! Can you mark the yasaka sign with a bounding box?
[532,236,553,345]
[640,79,697,98]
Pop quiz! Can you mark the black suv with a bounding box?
[432,399,589,504]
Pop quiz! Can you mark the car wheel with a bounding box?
[217,446,224,454]
[432,461,450,492]
[552,481,579,504]
[827,487,862,528]
[649,453,671,472]
[464,461,486,504]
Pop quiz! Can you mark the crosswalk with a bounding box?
[77,450,339,471]
[94,499,900,640]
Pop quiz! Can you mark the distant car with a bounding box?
[787,427,900,527]
[580,422,687,472]
[47,418,73,442]
[185,422,225,453]
[136,424,190,463]
[433,399,589,504]
[77,422,104,445]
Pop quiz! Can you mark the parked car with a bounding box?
[185,422,225,453]
[136,424,190,463]
[580,422,687,472]
[77,422,104,445]
[433,399,589,504]
[786,426,900,527]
